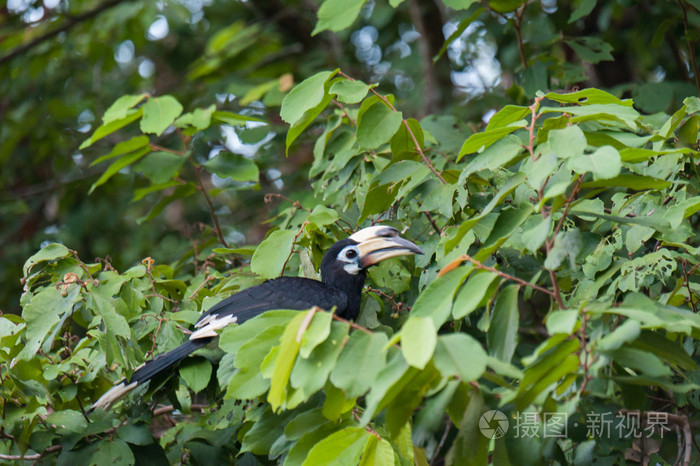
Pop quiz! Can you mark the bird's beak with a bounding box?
[349,226,424,267]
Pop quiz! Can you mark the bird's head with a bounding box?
[320,225,423,283]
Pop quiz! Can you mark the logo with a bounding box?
[479,410,509,439]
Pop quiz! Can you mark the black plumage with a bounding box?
[90,225,422,411]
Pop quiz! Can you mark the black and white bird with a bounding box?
[91,225,423,411]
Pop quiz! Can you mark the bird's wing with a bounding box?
[191,277,348,339]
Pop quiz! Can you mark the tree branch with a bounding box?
[337,70,447,184]
[0,0,130,66]
[678,0,700,94]
[192,163,229,248]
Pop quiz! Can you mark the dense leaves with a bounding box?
[3,0,700,465]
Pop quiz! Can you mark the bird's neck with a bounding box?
[324,270,366,320]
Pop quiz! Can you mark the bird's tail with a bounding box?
[89,337,212,412]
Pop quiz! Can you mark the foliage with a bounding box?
[2,0,700,465]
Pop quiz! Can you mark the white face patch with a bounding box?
[337,245,361,274]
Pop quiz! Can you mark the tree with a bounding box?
[1,0,700,464]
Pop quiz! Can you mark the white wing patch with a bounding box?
[190,314,238,340]
[91,380,138,411]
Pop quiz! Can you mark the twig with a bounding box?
[192,163,229,248]
[525,96,544,161]
[332,314,374,335]
[552,175,584,239]
[430,416,452,466]
[0,445,62,461]
[152,404,209,417]
[514,4,528,69]
[679,259,698,312]
[280,221,309,277]
[337,70,446,184]
[678,0,700,94]
[332,100,356,126]
[187,275,216,301]
[0,0,129,65]
[457,254,556,297]
[577,311,593,396]
[423,211,441,234]
[149,143,187,157]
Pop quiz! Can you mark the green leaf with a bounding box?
[598,319,641,351]
[568,145,621,180]
[91,135,150,166]
[452,271,498,319]
[307,205,339,228]
[441,0,479,8]
[140,95,184,136]
[312,0,367,35]
[357,102,403,149]
[434,333,487,382]
[521,214,551,252]
[285,75,338,154]
[330,330,388,397]
[133,151,187,184]
[543,88,633,106]
[102,94,148,124]
[79,109,143,149]
[605,347,672,377]
[302,427,369,465]
[281,70,336,125]
[545,310,579,335]
[291,321,350,396]
[179,358,213,393]
[175,104,216,130]
[487,285,519,363]
[299,311,332,358]
[548,125,586,159]
[23,243,71,276]
[358,436,395,466]
[486,105,530,130]
[458,124,525,159]
[251,229,296,279]
[400,317,437,370]
[565,36,614,63]
[580,174,671,190]
[569,0,597,23]
[203,152,259,182]
[390,118,424,157]
[90,439,135,466]
[329,79,371,104]
[46,409,88,434]
[445,173,526,253]
[89,147,151,194]
[459,135,524,176]
[212,110,264,126]
[410,267,471,327]
[268,313,306,411]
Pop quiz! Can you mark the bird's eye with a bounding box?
[345,249,358,259]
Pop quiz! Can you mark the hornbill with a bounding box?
[90,225,423,411]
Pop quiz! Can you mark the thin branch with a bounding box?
[678,0,700,94]
[337,70,446,184]
[430,416,452,466]
[0,0,129,65]
[423,211,441,234]
[149,143,187,157]
[0,445,62,461]
[280,221,309,277]
[514,3,528,69]
[525,96,544,160]
[552,175,584,239]
[192,163,229,248]
[332,100,356,126]
[332,313,375,335]
[458,254,556,297]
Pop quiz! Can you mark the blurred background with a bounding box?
[1,0,698,313]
